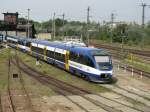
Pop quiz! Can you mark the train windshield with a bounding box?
[94,56,112,70]
[91,50,112,69]
[94,56,110,63]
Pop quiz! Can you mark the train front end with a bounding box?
[90,50,113,83]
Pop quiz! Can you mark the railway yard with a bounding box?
[0,45,150,112]
[1,0,150,111]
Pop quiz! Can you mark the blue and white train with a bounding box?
[6,35,113,83]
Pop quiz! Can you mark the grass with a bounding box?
[18,50,110,93]
[124,59,150,73]
[0,48,56,96]
[22,73,56,96]
[0,49,9,93]
[90,39,150,51]
[122,53,150,73]
[103,46,150,73]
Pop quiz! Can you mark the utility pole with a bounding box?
[62,13,65,38]
[53,12,56,40]
[27,8,30,38]
[87,6,90,47]
[55,13,65,39]
[98,22,101,34]
[25,16,28,37]
[141,3,147,28]
[140,3,149,48]
[110,12,116,43]
[111,13,115,24]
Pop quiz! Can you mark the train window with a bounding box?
[69,52,73,60]
[31,46,37,52]
[70,52,78,62]
[78,54,84,64]
[86,57,94,68]
[79,54,87,65]
[9,40,13,44]
[26,42,31,47]
[7,40,11,43]
[46,50,54,58]
[37,48,44,54]
[54,52,65,62]
[31,46,44,54]
[69,52,94,67]
[18,41,24,45]
[69,52,73,61]
[60,54,65,62]
[8,40,17,44]
[78,54,94,68]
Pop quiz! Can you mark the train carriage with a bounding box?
[6,36,18,48]
[6,35,113,83]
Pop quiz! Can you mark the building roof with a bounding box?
[3,12,19,16]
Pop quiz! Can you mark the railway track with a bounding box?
[113,62,150,78]
[115,85,150,101]
[0,44,148,112]
[12,58,117,112]
[110,50,150,65]
[11,55,148,112]
[0,94,2,112]
[6,50,34,112]
[92,43,150,57]
[7,58,16,112]
[91,43,150,78]
[11,59,124,112]
[0,95,2,112]
[97,45,150,78]
[98,92,150,112]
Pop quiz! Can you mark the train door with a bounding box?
[0,34,3,47]
[65,51,70,71]
[30,43,32,55]
[44,46,47,60]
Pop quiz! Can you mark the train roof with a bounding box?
[7,35,19,39]
[31,39,109,56]
[9,36,110,56]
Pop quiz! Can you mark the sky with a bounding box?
[0,0,150,24]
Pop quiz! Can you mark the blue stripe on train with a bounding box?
[54,60,65,69]
[69,66,112,81]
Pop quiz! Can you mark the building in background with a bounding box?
[0,12,36,38]
[36,33,51,40]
